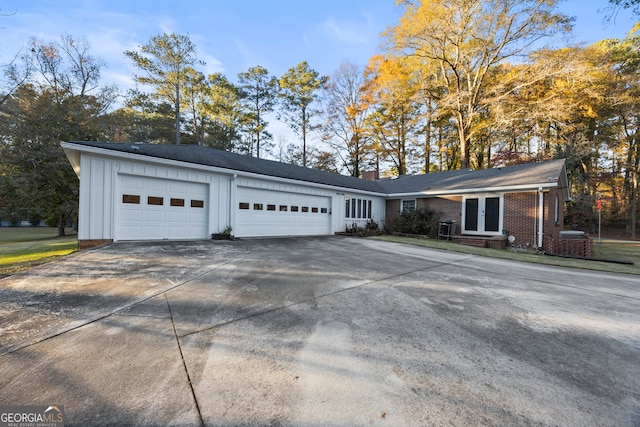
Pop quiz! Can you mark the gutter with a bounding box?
[60,142,385,198]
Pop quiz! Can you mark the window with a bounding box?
[239,202,250,210]
[122,194,140,204]
[312,207,319,213]
[401,199,416,213]
[368,200,372,219]
[170,198,185,207]
[351,199,356,218]
[302,206,309,212]
[462,195,503,235]
[267,204,276,211]
[148,196,163,206]
[291,206,299,212]
[191,200,204,208]
[345,198,350,218]
[484,197,500,232]
[554,195,559,225]
[279,205,288,212]
[254,203,263,210]
[464,198,479,231]
[321,208,328,214]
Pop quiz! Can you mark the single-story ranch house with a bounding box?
[61,141,572,253]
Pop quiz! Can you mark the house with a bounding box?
[61,141,571,251]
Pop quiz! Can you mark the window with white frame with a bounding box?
[401,199,416,213]
[346,197,374,219]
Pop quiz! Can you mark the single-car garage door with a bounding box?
[118,175,209,240]
[236,187,331,237]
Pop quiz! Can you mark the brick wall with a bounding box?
[544,235,593,258]
[79,239,113,249]
[386,190,565,249]
[503,192,537,248]
[385,199,401,229]
[422,196,462,227]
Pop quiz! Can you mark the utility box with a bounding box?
[438,220,456,240]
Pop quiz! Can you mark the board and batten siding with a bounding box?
[77,152,233,242]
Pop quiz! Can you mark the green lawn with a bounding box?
[370,235,640,275]
[0,227,78,278]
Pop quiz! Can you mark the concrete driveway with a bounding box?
[0,237,638,426]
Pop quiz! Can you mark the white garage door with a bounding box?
[118,175,209,240]
[236,187,331,237]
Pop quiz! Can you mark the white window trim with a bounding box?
[401,199,416,213]
[461,194,504,236]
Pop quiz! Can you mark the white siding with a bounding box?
[76,149,385,241]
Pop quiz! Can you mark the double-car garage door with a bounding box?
[236,187,331,237]
[118,175,208,240]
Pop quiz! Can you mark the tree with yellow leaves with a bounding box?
[387,0,572,168]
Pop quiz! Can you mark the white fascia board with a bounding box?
[60,142,384,198]
[387,182,559,199]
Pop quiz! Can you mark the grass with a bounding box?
[0,227,78,278]
[370,235,640,276]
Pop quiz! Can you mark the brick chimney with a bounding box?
[362,170,379,181]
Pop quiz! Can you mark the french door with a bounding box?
[463,195,502,235]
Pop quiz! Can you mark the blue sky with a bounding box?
[0,0,637,92]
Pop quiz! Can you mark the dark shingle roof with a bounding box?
[377,159,568,196]
[64,141,567,198]
[65,141,386,193]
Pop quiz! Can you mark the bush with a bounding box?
[392,207,440,238]
[345,219,380,237]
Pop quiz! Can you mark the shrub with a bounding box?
[345,219,380,237]
[392,207,440,238]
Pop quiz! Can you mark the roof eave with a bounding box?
[387,182,561,198]
[60,142,386,197]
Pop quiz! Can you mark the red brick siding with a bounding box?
[79,239,112,249]
[503,192,538,248]
[544,235,593,258]
[544,187,564,240]
[421,196,462,227]
[385,197,462,232]
[386,190,564,249]
[385,199,402,229]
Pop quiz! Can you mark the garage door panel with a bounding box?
[118,175,208,241]
[236,187,330,237]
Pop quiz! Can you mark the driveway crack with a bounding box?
[165,293,205,427]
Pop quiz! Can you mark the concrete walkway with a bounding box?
[1,237,638,426]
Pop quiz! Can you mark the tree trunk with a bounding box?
[57,213,66,237]
[175,84,181,145]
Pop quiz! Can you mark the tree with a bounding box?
[278,61,327,167]
[0,35,115,235]
[608,0,640,16]
[125,33,202,145]
[201,73,243,151]
[321,61,370,177]
[388,0,572,168]
[180,67,208,145]
[237,66,279,158]
[362,54,422,175]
